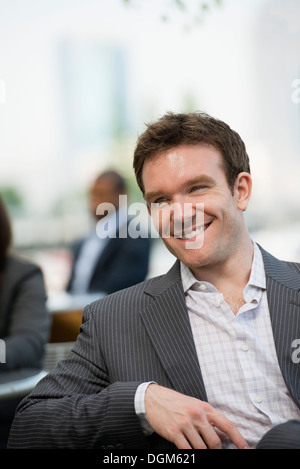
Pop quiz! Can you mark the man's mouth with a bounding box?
[175,222,211,240]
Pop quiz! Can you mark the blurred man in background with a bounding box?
[66,170,150,295]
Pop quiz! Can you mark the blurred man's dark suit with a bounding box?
[66,222,151,295]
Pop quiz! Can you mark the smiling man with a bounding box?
[8,112,300,450]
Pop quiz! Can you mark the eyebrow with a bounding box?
[144,175,216,202]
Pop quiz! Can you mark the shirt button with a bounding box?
[214,299,221,307]
[255,395,262,403]
[200,284,206,291]
[242,344,249,351]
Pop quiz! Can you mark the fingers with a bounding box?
[203,403,249,449]
[178,422,246,450]
[170,413,224,449]
[175,424,221,449]
[171,429,207,450]
[145,385,249,450]
[174,409,249,449]
[218,420,249,449]
[199,424,223,449]
[213,426,230,440]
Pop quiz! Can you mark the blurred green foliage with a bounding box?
[0,186,23,212]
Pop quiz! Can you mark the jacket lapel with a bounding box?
[260,246,300,407]
[140,261,207,401]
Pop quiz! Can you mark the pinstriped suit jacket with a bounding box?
[8,246,300,449]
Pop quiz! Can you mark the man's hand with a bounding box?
[145,383,249,449]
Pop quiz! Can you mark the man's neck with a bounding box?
[190,237,254,299]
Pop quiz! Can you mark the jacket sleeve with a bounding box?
[8,305,148,449]
[0,267,50,371]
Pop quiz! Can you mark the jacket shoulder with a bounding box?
[4,255,42,282]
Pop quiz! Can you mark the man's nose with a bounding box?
[171,198,196,222]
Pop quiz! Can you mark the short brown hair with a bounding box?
[133,111,250,194]
[0,196,12,271]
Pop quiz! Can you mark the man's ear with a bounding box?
[235,172,252,211]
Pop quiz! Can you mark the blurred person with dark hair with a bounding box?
[66,170,150,295]
[0,196,50,446]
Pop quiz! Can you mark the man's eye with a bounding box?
[154,197,169,204]
[150,199,170,213]
[190,185,207,193]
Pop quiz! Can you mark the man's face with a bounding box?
[143,144,251,274]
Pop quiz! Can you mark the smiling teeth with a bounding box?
[182,225,207,240]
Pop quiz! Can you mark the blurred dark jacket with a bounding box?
[67,230,151,295]
[0,255,50,371]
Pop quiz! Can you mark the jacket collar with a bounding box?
[259,244,300,292]
[143,260,182,298]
